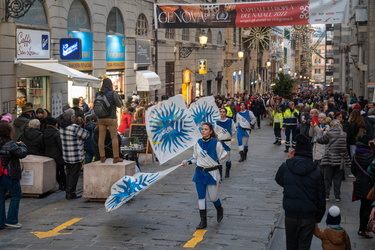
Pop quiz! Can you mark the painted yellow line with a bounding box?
[183,229,207,248]
[30,218,83,239]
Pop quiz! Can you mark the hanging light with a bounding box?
[279,67,283,72]
[266,61,271,67]
[199,31,208,47]
[237,50,244,60]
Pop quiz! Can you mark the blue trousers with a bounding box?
[285,125,297,148]
[0,175,22,227]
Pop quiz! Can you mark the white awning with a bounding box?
[136,70,161,91]
[15,60,101,88]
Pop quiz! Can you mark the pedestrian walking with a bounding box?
[314,205,351,249]
[317,119,350,202]
[181,122,227,229]
[59,109,89,200]
[275,134,326,250]
[215,108,236,179]
[96,78,123,164]
[283,101,299,153]
[351,134,375,238]
[0,121,28,229]
[236,101,256,162]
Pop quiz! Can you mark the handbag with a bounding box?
[367,219,375,233]
[367,184,375,202]
[4,157,23,180]
[352,181,360,202]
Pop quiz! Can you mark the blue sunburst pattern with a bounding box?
[189,96,220,128]
[146,95,200,165]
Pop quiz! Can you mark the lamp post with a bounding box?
[179,31,208,58]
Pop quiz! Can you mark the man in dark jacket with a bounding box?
[275,134,326,250]
[250,96,263,129]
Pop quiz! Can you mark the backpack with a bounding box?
[94,91,111,118]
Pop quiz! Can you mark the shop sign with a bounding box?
[136,39,151,65]
[67,31,93,71]
[60,38,82,60]
[16,29,50,59]
[106,35,126,70]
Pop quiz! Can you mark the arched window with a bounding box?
[217,31,223,45]
[67,0,91,31]
[182,28,190,41]
[195,28,202,42]
[15,1,47,27]
[107,7,124,35]
[207,29,212,44]
[136,14,148,36]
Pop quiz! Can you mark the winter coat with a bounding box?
[43,125,64,166]
[20,128,44,156]
[250,100,263,116]
[0,140,28,180]
[314,224,351,250]
[309,125,329,161]
[365,115,375,139]
[351,142,374,199]
[347,121,361,146]
[275,155,326,222]
[317,127,350,168]
[13,113,32,142]
[118,113,132,134]
[84,122,96,152]
[95,88,122,119]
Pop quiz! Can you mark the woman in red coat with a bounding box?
[118,107,134,134]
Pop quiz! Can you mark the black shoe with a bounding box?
[277,141,281,145]
[358,231,373,238]
[273,140,278,144]
[215,205,224,222]
[284,148,289,153]
[66,194,82,200]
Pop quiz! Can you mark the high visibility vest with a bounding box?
[225,106,233,117]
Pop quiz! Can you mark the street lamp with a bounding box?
[279,67,283,72]
[237,50,244,60]
[224,50,244,67]
[266,61,271,68]
[179,31,208,58]
[198,32,208,47]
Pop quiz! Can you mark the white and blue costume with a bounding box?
[215,118,236,177]
[236,110,256,160]
[191,137,227,210]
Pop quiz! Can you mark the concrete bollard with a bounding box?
[20,155,56,196]
[83,159,136,200]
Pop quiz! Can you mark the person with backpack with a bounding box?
[94,78,123,164]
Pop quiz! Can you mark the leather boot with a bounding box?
[244,149,248,160]
[215,205,224,222]
[225,162,231,178]
[238,151,245,162]
[196,210,207,229]
[284,146,289,153]
[218,165,223,181]
[113,157,124,163]
[100,157,106,163]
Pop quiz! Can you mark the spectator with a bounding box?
[275,134,326,250]
[59,109,89,200]
[317,119,350,202]
[84,114,97,164]
[35,108,48,131]
[43,117,66,191]
[0,113,12,123]
[78,96,90,114]
[13,103,34,142]
[348,109,366,157]
[20,119,44,156]
[72,98,84,119]
[0,121,28,229]
[118,107,134,134]
[96,78,123,163]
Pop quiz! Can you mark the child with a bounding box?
[272,106,283,145]
[314,205,351,250]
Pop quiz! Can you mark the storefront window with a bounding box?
[68,81,89,107]
[16,77,47,115]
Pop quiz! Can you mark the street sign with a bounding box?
[60,38,82,60]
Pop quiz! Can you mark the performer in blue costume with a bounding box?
[236,101,256,162]
[215,108,236,179]
[182,122,227,229]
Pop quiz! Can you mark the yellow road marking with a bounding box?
[183,229,207,248]
[30,218,82,239]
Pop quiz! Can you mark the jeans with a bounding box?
[323,165,343,199]
[85,149,95,164]
[98,118,120,158]
[0,175,22,227]
[285,217,315,250]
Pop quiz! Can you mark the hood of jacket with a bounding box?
[59,119,73,128]
[23,128,42,140]
[286,155,317,176]
[367,115,375,125]
[43,127,58,140]
[325,228,348,246]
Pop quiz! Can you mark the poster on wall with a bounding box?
[51,92,62,118]
[155,0,349,28]
[67,31,93,71]
[106,35,126,70]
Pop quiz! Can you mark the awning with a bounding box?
[15,60,101,88]
[136,70,161,91]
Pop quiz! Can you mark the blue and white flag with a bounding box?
[146,95,200,165]
[105,164,181,212]
[189,96,220,129]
